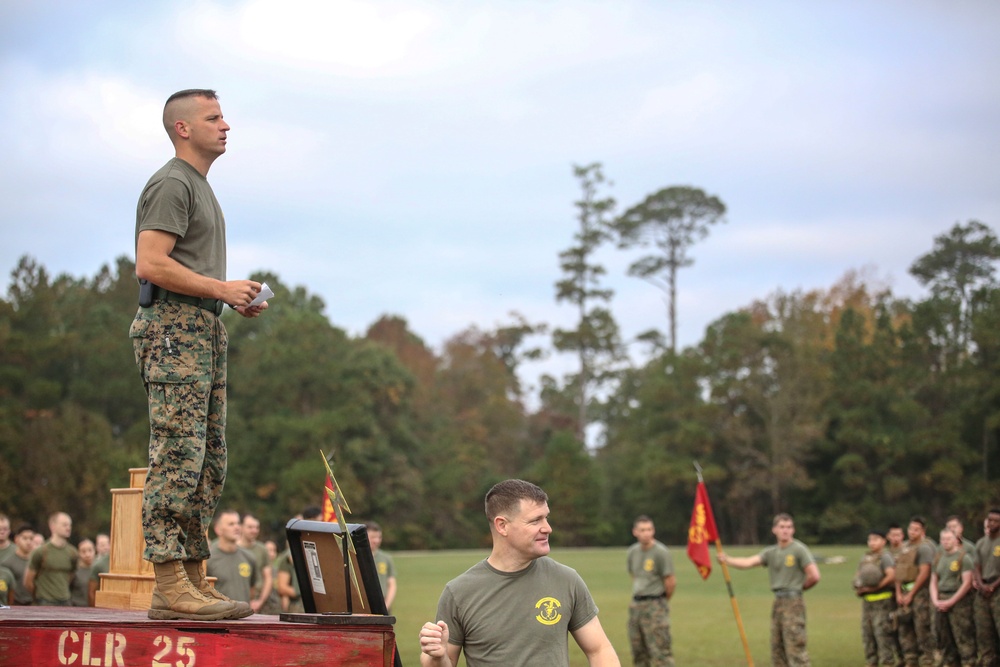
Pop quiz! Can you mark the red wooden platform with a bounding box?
[0,606,397,667]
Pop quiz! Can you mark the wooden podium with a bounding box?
[94,467,154,610]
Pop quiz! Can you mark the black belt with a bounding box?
[152,286,224,317]
[633,593,666,601]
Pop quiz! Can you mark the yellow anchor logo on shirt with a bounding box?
[785,555,795,567]
[535,597,562,625]
[643,558,654,572]
[239,562,251,578]
[950,560,960,572]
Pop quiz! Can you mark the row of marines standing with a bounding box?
[856,510,1000,667]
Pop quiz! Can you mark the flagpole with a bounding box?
[695,461,754,667]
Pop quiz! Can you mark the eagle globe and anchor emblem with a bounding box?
[535,597,563,625]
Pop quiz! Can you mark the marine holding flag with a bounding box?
[718,513,821,667]
[626,515,676,667]
[687,481,719,580]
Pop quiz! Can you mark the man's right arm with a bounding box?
[136,229,261,308]
[419,621,460,667]
[717,553,762,570]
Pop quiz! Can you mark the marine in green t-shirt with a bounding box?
[419,479,619,667]
[26,512,77,605]
[718,513,820,667]
[626,515,676,667]
[366,522,397,611]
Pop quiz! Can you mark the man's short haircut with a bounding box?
[241,513,259,524]
[946,515,962,526]
[48,511,69,526]
[0,513,7,523]
[887,522,902,531]
[772,513,794,527]
[989,508,1000,516]
[633,515,654,527]
[909,515,927,528]
[162,88,219,135]
[14,523,34,537]
[301,506,322,520]
[485,479,547,521]
[365,521,383,533]
[214,508,240,526]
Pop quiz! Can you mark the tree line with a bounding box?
[1,170,998,550]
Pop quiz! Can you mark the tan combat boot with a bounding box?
[184,560,253,619]
[148,560,238,621]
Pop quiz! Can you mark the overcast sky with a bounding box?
[3,1,999,392]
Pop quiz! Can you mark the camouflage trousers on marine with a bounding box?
[771,595,809,667]
[937,593,976,667]
[628,597,674,667]
[862,596,898,666]
[898,587,935,666]
[974,591,1000,667]
[130,301,228,564]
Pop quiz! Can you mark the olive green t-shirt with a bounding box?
[974,534,1000,581]
[436,557,599,667]
[759,539,815,592]
[935,550,973,594]
[626,540,674,597]
[28,541,78,602]
[1,552,32,604]
[373,550,396,599]
[207,544,260,603]
[0,564,14,605]
[135,157,227,282]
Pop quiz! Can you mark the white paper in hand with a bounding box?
[249,282,274,307]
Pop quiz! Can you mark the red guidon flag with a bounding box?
[321,474,337,522]
[687,481,719,580]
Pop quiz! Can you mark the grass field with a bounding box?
[390,544,870,666]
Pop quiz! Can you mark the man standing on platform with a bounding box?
[626,515,675,667]
[718,513,821,666]
[131,88,266,622]
[24,512,77,606]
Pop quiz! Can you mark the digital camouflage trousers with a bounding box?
[628,597,674,667]
[974,591,1000,667]
[862,596,897,666]
[771,595,809,667]
[937,593,976,667]
[898,587,935,667]
[130,301,228,564]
